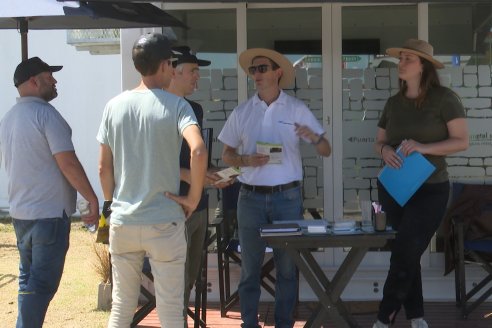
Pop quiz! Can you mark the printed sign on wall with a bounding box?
[342,120,378,158]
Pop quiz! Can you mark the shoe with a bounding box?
[411,318,429,328]
[372,320,389,328]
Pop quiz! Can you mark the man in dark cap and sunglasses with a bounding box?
[218,49,331,327]
[0,57,99,328]
[97,33,207,327]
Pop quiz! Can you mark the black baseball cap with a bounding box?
[132,32,175,63]
[172,46,211,68]
[13,57,62,87]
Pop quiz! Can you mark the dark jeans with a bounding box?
[13,212,71,328]
[237,185,303,328]
[376,181,449,324]
[184,208,208,311]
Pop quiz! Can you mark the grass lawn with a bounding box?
[0,219,111,328]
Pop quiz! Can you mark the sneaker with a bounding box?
[372,320,389,328]
[411,318,429,328]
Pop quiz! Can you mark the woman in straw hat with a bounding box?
[373,39,469,328]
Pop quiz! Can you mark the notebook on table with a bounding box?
[260,223,302,237]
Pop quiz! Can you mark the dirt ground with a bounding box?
[0,220,110,328]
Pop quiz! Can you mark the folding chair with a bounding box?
[447,183,492,318]
[131,259,156,327]
[131,248,208,328]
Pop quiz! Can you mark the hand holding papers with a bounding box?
[214,167,240,185]
[378,147,435,206]
[256,141,283,164]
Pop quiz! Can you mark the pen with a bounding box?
[278,120,295,125]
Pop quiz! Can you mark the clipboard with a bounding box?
[378,147,435,206]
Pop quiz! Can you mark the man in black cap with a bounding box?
[0,57,99,328]
[166,46,233,320]
[97,33,207,327]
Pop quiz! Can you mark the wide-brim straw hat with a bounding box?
[239,48,295,89]
[386,39,444,69]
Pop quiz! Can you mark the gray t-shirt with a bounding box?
[97,89,197,225]
[0,97,76,220]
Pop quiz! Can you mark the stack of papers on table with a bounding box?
[332,221,358,234]
[272,219,329,234]
[307,225,327,234]
[260,223,302,237]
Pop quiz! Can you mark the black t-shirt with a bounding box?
[179,99,207,211]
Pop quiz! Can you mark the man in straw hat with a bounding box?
[218,48,331,327]
[373,39,468,328]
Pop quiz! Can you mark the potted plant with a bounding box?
[92,242,112,311]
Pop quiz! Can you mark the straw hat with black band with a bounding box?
[386,39,444,69]
[239,48,295,89]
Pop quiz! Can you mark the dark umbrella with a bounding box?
[0,0,187,60]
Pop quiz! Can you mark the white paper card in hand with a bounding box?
[214,167,240,184]
[256,142,282,164]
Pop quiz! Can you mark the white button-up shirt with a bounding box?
[218,90,324,186]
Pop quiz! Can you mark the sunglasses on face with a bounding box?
[248,64,272,75]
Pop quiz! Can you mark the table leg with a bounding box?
[287,247,369,328]
[325,247,368,327]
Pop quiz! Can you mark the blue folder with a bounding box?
[378,148,435,206]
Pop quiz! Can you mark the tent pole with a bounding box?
[20,18,28,61]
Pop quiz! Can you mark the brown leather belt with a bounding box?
[241,181,300,194]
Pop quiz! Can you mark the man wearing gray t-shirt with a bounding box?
[0,57,99,328]
[97,33,207,327]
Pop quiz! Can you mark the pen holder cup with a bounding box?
[374,212,387,232]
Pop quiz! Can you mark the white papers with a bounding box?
[256,142,282,164]
[273,219,329,234]
[214,167,240,184]
[332,221,356,231]
[307,225,327,234]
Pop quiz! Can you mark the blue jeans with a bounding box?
[13,212,71,328]
[376,181,449,324]
[237,185,303,328]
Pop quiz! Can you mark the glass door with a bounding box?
[247,6,325,220]
[334,5,419,276]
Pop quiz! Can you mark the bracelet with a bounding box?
[312,134,323,145]
[380,144,386,156]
